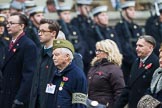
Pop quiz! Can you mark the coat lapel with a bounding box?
[129,53,155,86]
[3,37,23,67]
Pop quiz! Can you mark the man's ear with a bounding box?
[51,31,56,38]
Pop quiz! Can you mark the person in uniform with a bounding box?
[10,0,24,14]
[26,6,44,49]
[56,5,87,71]
[115,0,143,84]
[0,3,11,38]
[0,13,38,108]
[24,0,37,16]
[0,3,10,18]
[71,0,93,36]
[29,19,60,108]
[85,5,122,74]
[145,0,162,56]
[114,35,159,108]
[45,39,87,108]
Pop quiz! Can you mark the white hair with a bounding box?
[60,48,74,61]
[57,31,66,40]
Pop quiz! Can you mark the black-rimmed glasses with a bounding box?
[95,49,105,53]
[6,22,22,25]
[38,30,52,34]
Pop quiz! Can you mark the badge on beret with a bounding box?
[56,40,60,44]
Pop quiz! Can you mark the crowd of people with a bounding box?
[0,0,162,108]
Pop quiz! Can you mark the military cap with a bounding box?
[0,14,6,26]
[10,0,24,10]
[92,5,108,16]
[53,39,75,54]
[56,5,72,11]
[77,0,93,5]
[0,3,10,10]
[29,6,44,16]
[24,0,36,8]
[121,1,135,9]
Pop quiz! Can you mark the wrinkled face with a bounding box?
[6,15,23,37]
[59,11,71,23]
[94,12,108,26]
[136,38,153,59]
[125,7,135,20]
[159,51,162,68]
[38,23,54,44]
[52,48,67,69]
[31,13,44,26]
[95,44,108,61]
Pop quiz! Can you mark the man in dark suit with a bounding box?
[114,35,159,108]
[0,13,38,108]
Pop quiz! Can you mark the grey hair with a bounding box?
[138,35,156,48]
[60,48,74,62]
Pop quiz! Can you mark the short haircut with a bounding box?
[40,19,60,37]
[10,12,28,28]
[138,35,156,48]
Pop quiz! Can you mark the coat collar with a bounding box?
[3,35,25,67]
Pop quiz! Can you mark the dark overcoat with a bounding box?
[29,48,84,108]
[0,34,38,108]
[29,47,56,108]
[46,62,88,108]
[114,52,159,108]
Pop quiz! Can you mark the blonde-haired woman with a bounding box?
[88,39,125,108]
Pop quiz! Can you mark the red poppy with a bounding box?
[13,48,16,52]
[63,76,68,81]
[145,63,152,69]
[96,71,103,76]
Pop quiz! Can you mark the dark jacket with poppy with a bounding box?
[0,34,38,108]
[29,47,84,108]
[88,59,125,108]
[46,61,87,108]
[114,52,159,108]
[29,47,56,108]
